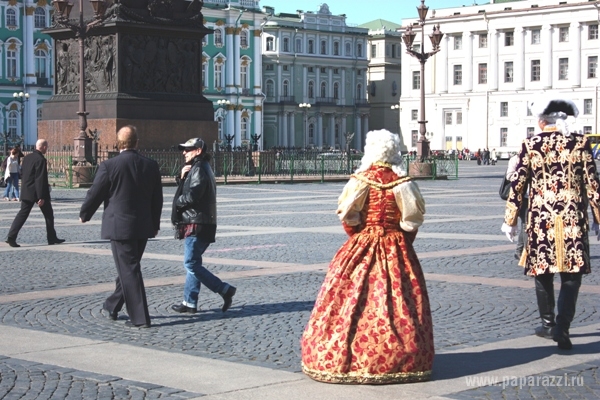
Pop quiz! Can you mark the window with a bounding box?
[282,80,289,97]
[6,50,17,78]
[559,27,569,42]
[357,69,362,75]
[412,71,420,90]
[456,112,463,124]
[391,44,396,58]
[265,80,274,97]
[527,127,535,138]
[412,44,421,53]
[345,42,352,56]
[266,37,274,51]
[531,29,541,44]
[307,66,314,73]
[504,31,514,46]
[588,56,598,78]
[371,44,377,58]
[357,83,363,99]
[445,112,452,125]
[500,128,508,147]
[504,61,513,83]
[500,102,508,117]
[453,65,462,85]
[320,82,326,98]
[333,68,339,74]
[333,82,339,99]
[215,29,223,46]
[559,58,569,80]
[8,111,17,137]
[309,124,315,145]
[265,64,274,71]
[214,63,223,88]
[240,64,248,89]
[240,31,249,47]
[34,7,46,28]
[411,110,418,120]
[308,39,314,54]
[282,37,289,52]
[357,43,363,57]
[479,34,487,48]
[202,35,208,46]
[584,99,593,115]
[584,126,593,135]
[321,40,327,55]
[35,50,47,78]
[241,118,248,140]
[590,24,599,40]
[411,130,418,147]
[478,63,487,84]
[454,36,462,50]
[296,38,302,53]
[320,67,326,73]
[283,65,289,71]
[6,9,16,27]
[531,60,540,81]
[333,41,339,56]
[308,81,314,98]
[201,60,207,89]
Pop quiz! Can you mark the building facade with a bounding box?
[0,0,53,147]
[261,3,370,151]
[399,0,600,154]
[202,0,264,150]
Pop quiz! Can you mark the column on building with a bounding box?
[282,111,288,147]
[515,26,525,90]
[354,113,361,150]
[253,29,262,96]
[226,27,235,94]
[464,31,473,92]
[361,115,368,150]
[289,111,295,147]
[329,114,335,147]
[234,107,241,145]
[571,22,581,88]
[24,4,35,85]
[341,68,346,104]
[315,66,321,99]
[437,35,449,93]
[233,27,241,95]
[254,105,263,149]
[226,104,235,145]
[317,113,323,147]
[488,29,498,91]
[542,24,552,89]
[341,114,347,145]
[303,65,308,101]
[277,64,283,99]
[328,67,333,100]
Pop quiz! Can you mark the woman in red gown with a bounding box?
[301,129,434,384]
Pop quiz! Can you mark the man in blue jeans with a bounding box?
[171,138,236,314]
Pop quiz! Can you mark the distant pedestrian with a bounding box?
[3,148,20,201]
[5,139,64,247]
[80,126,163,328]
[170,137,236,315]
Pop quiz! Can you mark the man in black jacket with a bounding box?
[171,137,236,314]
[80,126,163,328]
[5,139,64,247]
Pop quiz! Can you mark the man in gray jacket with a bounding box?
[171,138,236,314]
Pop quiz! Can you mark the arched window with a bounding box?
[201,60,208,89]
[321,40,327,55]
[357,83,363,100]
[241,117,248,140]
[333,41,339,56]
[345,42,352,56]
[240,56,252,90]
[7,50,17,78]
[8,110,18,137]
[320,82,327,98]
[240,30,248,47]
[35,49,47,78]
[282,80,289,97]
[283,37,289,52]
[6,9,17,27]
[308,123,315,145]
[214,29,223,46]
[265,79,274,98]
[217,116,224,139]
[333,82,339,99]
[34,7,46,28]
[357,43,363,57]
[266,37,274,51]
[335,124,340,144]
[308,81,314,99]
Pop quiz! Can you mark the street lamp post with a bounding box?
[402,0,443,161]
[299,103,311,148]
[13,92,29,145]
[390,104,400,134]
[343,131,355,174]
[52,0,108,165]
[216,99,231,151]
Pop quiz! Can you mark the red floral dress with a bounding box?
[301,165,434,384]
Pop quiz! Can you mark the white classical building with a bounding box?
[399,0,600,154]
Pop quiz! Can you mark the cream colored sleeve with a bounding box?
[394,181,426,232]
[336,178,369,226]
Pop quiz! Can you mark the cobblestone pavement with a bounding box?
[0,160,599,399]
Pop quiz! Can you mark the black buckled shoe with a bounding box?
[125,320,151,329]
[171,304,197,314]
[48,238,65,245]
[220,286,236,312]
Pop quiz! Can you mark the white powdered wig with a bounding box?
[355,129,406,176]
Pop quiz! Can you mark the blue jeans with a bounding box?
[3,173,19,199]
[182,236,227,308]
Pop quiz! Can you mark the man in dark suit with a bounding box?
[80,126,163,328]
[5,139,64,247]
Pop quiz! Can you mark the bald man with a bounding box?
[6,139,64,247]
[80,126,163,328]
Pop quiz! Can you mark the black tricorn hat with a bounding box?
[529,99,579,118]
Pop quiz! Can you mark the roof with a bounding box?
[358,19,402,31]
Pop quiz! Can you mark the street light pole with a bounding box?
[216,99,231,150]
[390,104,400,134]
[12,91,29,145]
[402,0,444,161]
[299,103,311,148]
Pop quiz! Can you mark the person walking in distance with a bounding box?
[502,98,600,350]
[171,138,236,314]
[80,126,163,328]
[5,139,64,247]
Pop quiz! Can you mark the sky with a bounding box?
[260,0,481,26]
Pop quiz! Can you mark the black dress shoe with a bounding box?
[171,304,197,314]
[102,304,118,321]
[125,320,151,328]
[220,286,236,312]
[5,238,20,248]
[48,238,65,245]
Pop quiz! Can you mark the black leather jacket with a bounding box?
[172,156,217,226]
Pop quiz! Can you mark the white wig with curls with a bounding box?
[355,129,406,176]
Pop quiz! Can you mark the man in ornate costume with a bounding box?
[502,98,600,350]
[301,129,433,384]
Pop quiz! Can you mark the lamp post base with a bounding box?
[408,161,433,178]
[68,165,96,187]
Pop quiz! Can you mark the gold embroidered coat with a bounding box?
[504,129,600,276]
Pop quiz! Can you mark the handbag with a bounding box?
[0,177,5,188]
[499,177,511,200]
